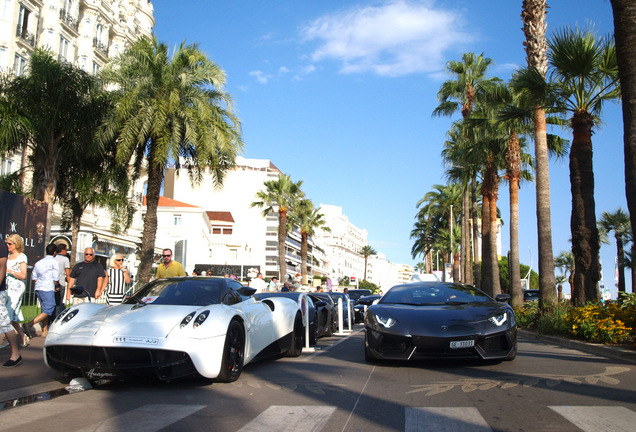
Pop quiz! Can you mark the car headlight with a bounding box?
[489,312,507,326]
[375,314,396,328]
[180,312,196,328]
[55,306,74,323]
[61,309,79,324]
[193,310,209,328]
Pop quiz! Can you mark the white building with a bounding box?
[0,0,154,76]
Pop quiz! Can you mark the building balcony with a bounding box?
[59,9,79,33]
[93,38,108,57]
[15,26,36,48]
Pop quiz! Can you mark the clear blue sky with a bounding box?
[152,0,625,297]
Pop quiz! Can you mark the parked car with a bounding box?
[523,289,540,302]
[309,292,338,336]
[45,277,304,383]
[327,292,352,327]
[354,294,382,323]
[364,282,517,362]
[254,292,330,344]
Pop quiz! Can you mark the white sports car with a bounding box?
[44,277,304,383]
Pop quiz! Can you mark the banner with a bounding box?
[0,189,48,265]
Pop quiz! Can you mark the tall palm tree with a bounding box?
[360,245,377,281]
[291,199,330,285]
[251,174,304,280]
[598,208,631,294]
[433,52,500,285]
[0,49,104,241]
[549,27,620,305]
[609,1,636,293]
[521,0,559,309]
[99,36,243,283]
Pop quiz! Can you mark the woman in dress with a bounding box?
[5,235,29,346]
[105,254,131,305]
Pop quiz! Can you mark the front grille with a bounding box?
[46,345,196,381]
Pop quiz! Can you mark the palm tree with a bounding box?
[0,49,104,240]
[549,27,620,305]
[251,174,304,280]
[99,36,243,283]
[414,262,427,274]
[598,208,631,294]
[521,0,559,309]
[554,250,575,298]
[555,274,567,301]
[360,245,377,281]
[291,199,330,285]
[609,1,636,294]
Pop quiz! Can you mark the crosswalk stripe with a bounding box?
[0,403,78,431]
[405,407,492,432]
[74,404,206,432]
[549,406,636,432]
[237,405,336,432]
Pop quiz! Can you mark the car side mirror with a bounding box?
[495,293,511,303]
[238,287,257,297]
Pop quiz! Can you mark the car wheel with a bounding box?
[217,320,245,383]
[284,314,304,357]
[505,345,517,361]
[325,314,333,337]
[310,323,318,345]
[364,334,379,363]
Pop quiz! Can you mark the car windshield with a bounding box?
[380,283,491,306]
[347,290,372,301]
[524,290,539,300]
[125,279,223,306]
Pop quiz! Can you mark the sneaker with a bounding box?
[3,356,22,368]
[0,341,9,349]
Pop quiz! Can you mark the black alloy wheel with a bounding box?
[217,320,245,382]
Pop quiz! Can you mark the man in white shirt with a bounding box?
[250,272,268,293]
[53,243,70,318]
[27,244,59,337]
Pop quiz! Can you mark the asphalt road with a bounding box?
[1,329,635,432]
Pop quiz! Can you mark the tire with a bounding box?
[364,333,380,363]
[284,314,304,357]
[216,320,245,383]
[310,322,318,345]
[325,313,334,337]
[505,345,517,361]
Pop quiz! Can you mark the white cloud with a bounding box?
[249,70,272,84]
[300,0,469,77]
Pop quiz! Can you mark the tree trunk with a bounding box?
[489,184,501,297]
[137,156,163,284]
[570,111,601,306]
[300,232,309,285]
[610,0,636,298]
[471,176,481,287]
[506,132,523,307]
[452,250,460,283]
[522,0,557,310]
[615,236,626,294]
[70,212,81,268]
[462,188,472,284]
[481,195,492,293]
[278,209,287,280]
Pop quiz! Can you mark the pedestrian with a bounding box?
[206,270,213,276]
[5,235,29,347]
[1,238,21,367]
[53,243,70,319]
[156,248,186,278]
[268,276,278,292]
[25,244,59,339]
[66,248,105,304]
[103,254,131,305]
[250,272,267,293]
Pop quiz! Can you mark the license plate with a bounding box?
[450,339,474,349]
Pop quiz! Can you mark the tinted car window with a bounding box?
[347,290,372,301]
[380,283,490,305]
[126,279,223,306]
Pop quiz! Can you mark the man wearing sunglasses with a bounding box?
[156,248,185,278]
[66,248,105,305]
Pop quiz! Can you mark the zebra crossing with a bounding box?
[2,403,634,431]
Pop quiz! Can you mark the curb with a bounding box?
[519,329,636,364]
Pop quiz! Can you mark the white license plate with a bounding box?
[450,339,474,349]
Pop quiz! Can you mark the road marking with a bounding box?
[0,402,78,430]
[237,405,336,432]
[75,404,206,432]
[549,406,636,432]
[301,329,363,361]
[405,407,492,432]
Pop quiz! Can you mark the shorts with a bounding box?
[0,291,12,333]
[36,290,56,315]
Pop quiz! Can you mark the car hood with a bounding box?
[50,304,210,340]
[369,302,512,336]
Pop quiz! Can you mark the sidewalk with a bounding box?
[0,330,69,404]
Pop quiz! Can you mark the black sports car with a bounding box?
[309,292,338,335]
[364,282,517,362]
[354,294,381,323]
